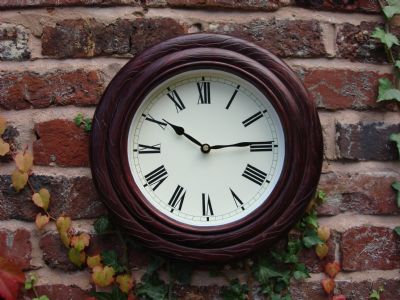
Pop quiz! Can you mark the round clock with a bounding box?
[91,34,323,262]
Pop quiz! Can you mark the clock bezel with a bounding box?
[90,33,323,262]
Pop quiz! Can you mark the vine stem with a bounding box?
[27,178,36,194]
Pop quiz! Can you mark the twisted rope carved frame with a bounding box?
[90,33,323,263]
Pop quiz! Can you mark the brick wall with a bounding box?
[0,1,399,299]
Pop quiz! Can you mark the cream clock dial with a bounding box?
[127,69,285,227]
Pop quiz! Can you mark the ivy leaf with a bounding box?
[135,272,167,300]
[94,216,112,234]
[293,263,309,280]
[146,256,165,275]
[377,78,400,102]
[315,243,329,259]
[116,274,134,294]
[15,152,33,173]
[392,181,400,208]
[90,286,128,300]
[383,6,400,19]
[92,266,115,288]
[56,216,72,248]
[396,60,400,69]
[369,290,380,300]
[389,133,400,158]
[388,0,400,5]
[303,228,323,248]
[68,248,86,268]
[102,250,126,273]
[169,261,193,285]
[74,113,84,127]
[24,273,37,290]
[11,169,28,192]
[325,262,341,278]
[394,226,400,236]
[35,213,50,230]
[32,188,50,211]
[221,279,248,300]
[33,296,50,300]
[321,278,335,294]
[317,226,331,242]
[0,117,6,135]
[71,233,90,252]
[0,257,25,300]
[87,254,102,269]
[372,27,400,49]
[0,138,10,156]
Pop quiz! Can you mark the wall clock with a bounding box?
[90,33,323,262]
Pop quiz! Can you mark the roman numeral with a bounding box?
[167,87,185,112]
[229,188,245,211]
[142,114,167,130]
[242,164,268,186]
[197,77,211,104]
[134,143,161,154]
[250,141,274,152]
[242,110,267,127]
[168,185,186,212]
[225,85,240,109]
[144,165,168,191]
[202,193,214,221]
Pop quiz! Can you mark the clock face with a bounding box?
[127,69,285,227]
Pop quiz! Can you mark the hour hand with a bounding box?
[210,141,272,150]
[162,119,203,147]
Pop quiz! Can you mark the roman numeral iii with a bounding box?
[250,141,274,152]
[242,164,269,186]
[242,110,267,127]
[168,185,186,212]
[202,193,214,221]
[144,165,168,191]
[167,87,185,112]
[134,143,161,154]
[197,77,211,104]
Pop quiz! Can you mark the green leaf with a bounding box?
[94,216,112,234]
[135,273,167,300]
[101,250,126,273]
[377,78,400,102]
[68,248,84,268]
[395,60,400,69]
[302,228,323,248]
[221,279,248,300]
[33,296,50,300]
[369,289,380,300]
[83,117,92,132]
[293,263,309,280]
[383,6,400,18]
[24,273,37,290]
[372,27,400,48]
[169,261,193,285]
[394,226,400,236]
[146,256,165,275]
[388,0,400,5]
[90,286,128,300]
[389,133,400,158]
[392,181,400,208]
[73,113,84,126]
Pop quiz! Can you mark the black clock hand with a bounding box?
[162,119,203,147]
[210,142,268,150]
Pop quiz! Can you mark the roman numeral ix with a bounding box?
[144,165,168,191]
[134,143,161,154]
[167,87,185,112]
[242,164,269,186]
[242,110,267,127]
[225,85,240,109]
[197,77,211,104]
[202,193,214,221]
[168,185,186,212]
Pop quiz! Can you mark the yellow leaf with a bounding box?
[92,266,115,287]
[11,169,28,192]
[68,248,86,267]
[87,255,102,269]
[116,274,134,294]
[0,116,6,135]
[35,213,50,230]
[56,216,72,248]
[315,243,329,260]
[32,188,50,211]
[317,226,331,242]
[70,232,90,252]
[15,152,33,173]
[0,138,10,156]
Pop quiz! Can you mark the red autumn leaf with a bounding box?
[333,295,346,300]
[325,261,341,278]
[0,257,25,300]
[321,278,335,294]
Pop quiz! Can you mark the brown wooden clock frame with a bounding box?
[90,33,323,263]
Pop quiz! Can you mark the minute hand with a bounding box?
[210,142,263,150]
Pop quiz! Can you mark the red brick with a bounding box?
[338,278,400,299]
[0,175,106,221]
[0,229,31,270]
[0,70,103,110]
[303,69,397,110]
[295,0,380,13]
[20,284,90,300]
[166,0,281,11]
[0,23,30,61]
[336,22,386,63]
[0,0,140,8]
[341,226,400,271]
[289,280,326,300]
[42,18,186,58]
[336,122,400,161]
[318,171,400,216]
[207,18,326,58]
[33,119,89,167]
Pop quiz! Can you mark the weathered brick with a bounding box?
[318,171,400,216]
[33,119,89,167]
[303,69,397,110]
[0,0,140,8]
[166,0,282,11]
[336,22,386,63]
[20,284,90,300]
[338,278,400,299]
[0,175,105,221]
[0,70,104,110]
[341,226,400,271]
[207,18,326,58]
[336,122,400,161]
[42,18,186,58]
[0,126,20,163]
[294,0,380,13]
[0,23,30,61]
[289,280,326,300]
[0,229,31,270]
